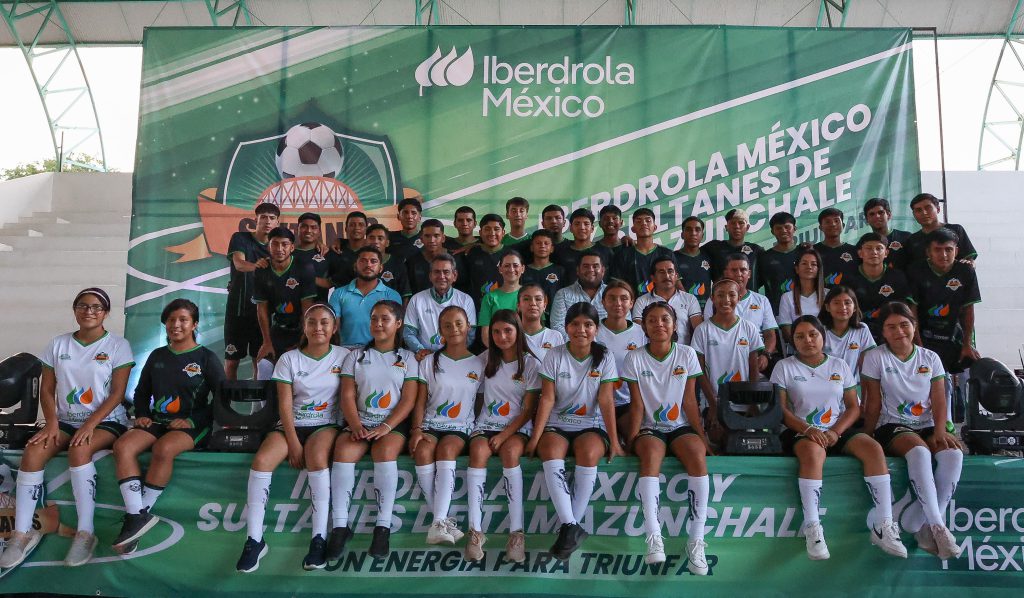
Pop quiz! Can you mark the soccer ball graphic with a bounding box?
[275,122,344,180]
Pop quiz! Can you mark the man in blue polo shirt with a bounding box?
[329,246,402,347]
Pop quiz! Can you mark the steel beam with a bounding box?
[414,0,437,26]
[625,0,637,26]
[204,0,252,27]
[816,0,851,29]
[978,0,1024,170]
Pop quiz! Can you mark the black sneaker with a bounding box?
[112,508,157,549]
[326,526,353,561]
[236,537,269,573]
[550,523,588,561]
[115,539,139,556]
[302,535,328,570]
[368,526,391,559]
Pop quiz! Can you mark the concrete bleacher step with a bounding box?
[0,221,130,238]
[0,235,127,251]
[0,249,125,266]
[20,212,131,225]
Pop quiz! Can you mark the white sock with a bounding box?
[14,469,45,534]
[863,474,894,528]
[571,465,598,523]
[373,461,398,528]
[466,467,487,532]
[687,475,710,539]
[118,476,144,516]
[330,462,355,528]
[246,469,273,542]
[542,460,576,525]
[798,478,822,526]
[934,449,963,519]
[905,446,943,526]
[637,476,661,536]
[502,466,524,532]
[432,461,457,521]
[415,463,436,513]
[141,483,164,512]
[307,469,330,538]
[69,463,98,534]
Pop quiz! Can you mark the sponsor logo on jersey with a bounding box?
[716,371,742,385]
[542,342,553,349]
[365,390,392,409]
[429,332,443,346]
[848,342,860,350]
[512,374,524,384]
[898,401,925,417]
[879,285,894,297]
[641,369,655,377]
[671,366,686,377]
[557,372,571,379]
[414,239,424,249]
[545,273,560,284]
[708,339,720,347]
[626,343,639,351]
[749,303,760,311]
[588,369,601,378]
[701,260,710,270]
[945,278,962,291]
[381,271,395,283]
[300,400,329,411]
[312,253,325,263]
[58,353,71,360]
[889,241,903,251]
[826,272,843,285]
[885,366,897,373]
[436,400,462,418]
[225,344,237,355]
[466,371,479,381]
[94,353,109,363]
[741,245,752,255]
[330,365,342,375]
[182,362,202,377]
[917,365,931,375]
[840,252,853,262]
[638,279,655,295]
[296,370,309,377]
[653,403,680,422]
[829,373,842,382]
[285,277,299,289]
[869,307,882,319]
[688,282,706,297]
[276,302,295,315]
[155,396,181,414]
[559,403,588,416]
[805,407,832,427]
[487,400,511,417]
[65,387,94,406]
[738,337,749,346]
[928,304,950,317]
[794,375,808,382]
[392,358,406,369]
[780,279,794,292]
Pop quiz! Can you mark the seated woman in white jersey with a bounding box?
[771,315,906,561]
[517,283,566,362]
[818,286,875,380]
[410,306,484,546]
[464,309,541,563]
[595,279,646,442]
[861,301,964,561]
[622,301,711,574]
[778,244,825,348]
[328,300,419,560]
[236,304,348,573]
[0,288,134,570]
[527,302,622,561]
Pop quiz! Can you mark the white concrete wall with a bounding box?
[0,172,54,227]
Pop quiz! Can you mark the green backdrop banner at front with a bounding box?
[0,454,1020,596]
[126,26,920,374]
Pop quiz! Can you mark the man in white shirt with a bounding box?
[404,253,477,360]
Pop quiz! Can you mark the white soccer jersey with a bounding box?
[418,352,485,435]
[41,331,134,426]
[770,355,855,431]
[632,290,702,345]
[824,326,876,381]
[405,288,477,351]
[525,327,566,362]
[777,291,822,326]
[341,346,419,428]
[539,344,618,431]
[691,318,764,388]
[596,321,647,406]
[474,354,542,434]
[861,345,946,428]
[621,343,702,431]
[272,345,349,427]
[703,290,779,333]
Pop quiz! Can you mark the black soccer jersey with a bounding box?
[906,261,981,338]
[226,231,269,318]
[327,245,359,288]
[553,243,613,286]
[511,238,569,267]
[388,230,423,261]
[882,229,912,270]
[846,266,912,342]
[610,244,676,297]
[673,249,713,309]
[379,254,412,298]
[133,345,225,430]
[253,257,317,332]
[293,246,329,302]
[522,262,567,315]
[755,246,799,312]
[814,242,858,288]
[904,224,978,268]
[443,237,478,253]
[702,240,763,290]
[460,245,508,309]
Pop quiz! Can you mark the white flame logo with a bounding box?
[415,46,475,96]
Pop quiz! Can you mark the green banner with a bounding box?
[1,454,1020,595]
[126,26,919,374]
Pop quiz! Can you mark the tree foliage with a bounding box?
[0,154,112,180]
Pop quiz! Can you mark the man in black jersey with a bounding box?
[702,208,764,288]
[846,232,911,343]
[755,212,800,313]
[388,197,424,261]
[904,193,978,269]
[460,214,508,310]
[444,205,478,253]
[326,211,368,289]
[521,229,565,314]
[597,205,625,254]
[365,223,412,301]
[673,216,713,309]
[610,207,675,296]
[511,204,569,262]
[407,219,459,294]
[293,212,330,302]
[907,228,982,373]
[863,198,912,270]
[813,207,858,287]
[553,208,613,286]
[254,227,317,363]
[224,203,277,379]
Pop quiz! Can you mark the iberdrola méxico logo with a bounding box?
[898,401,925,417]
[559,404,588,416]
[717,371,743,385]
[365,390,392,409]
[487,400,512,417]
[436,400,462,419]
[415,47,475,96]
[301,400,329,412]
[155,396,181,414]
[66,387,93,406]
[805,407,832,427]
[653,403,680,423]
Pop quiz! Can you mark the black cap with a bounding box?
[298,212,321,225]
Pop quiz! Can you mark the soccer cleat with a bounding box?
[550,522,588,561]
[504,531,526,564]
[302,534,328,570]
[464,530,486,561]
[686,538,709,575]
[64,530,98,567]
[644,533,666,565]
[931,524,962,560]
[0,529,42,569]
[870,518,908,559]
[368,526,391,559]
[112,508,157,549]
[426,520,455,545]
[325,526,353,561]
[803,522,830,560]
[236,537,269,573]
[444,517,465,542]
[914,525,939,556]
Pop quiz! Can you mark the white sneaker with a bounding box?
[444,517,465,542]
[686,538,709,575]
[803,522,830,560]
[0,529,42,569]
[426,520,454,545]
[931,524,962,560]
[644,534,665,564]
[64,530,98,567]
[870,518,908,558]
[914,525,938,556]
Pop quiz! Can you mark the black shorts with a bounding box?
[636,425,698,446]
[543,426,610,447]
[342,419,411,440]
[271,423,339,444]
[135,421,210,445]
[922,335,970,374]
[614,404,630,420]
[422,427,471,444]
[270,328,301,361]
[224,312,262,361]
[781,427,865,455]
[58,421,128,439]
[873,423,935,450]
[469,430,530,442]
